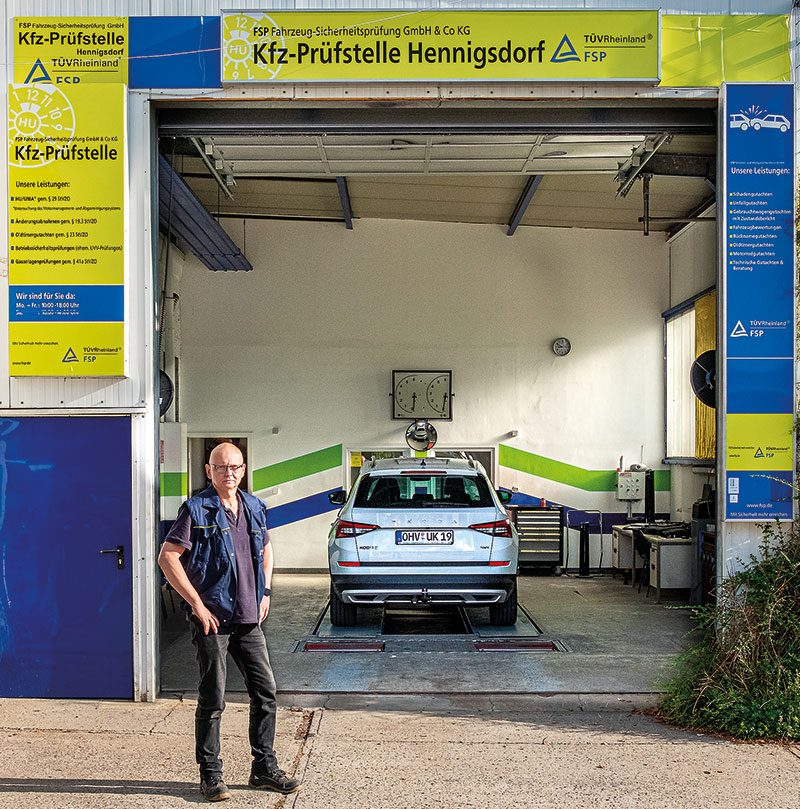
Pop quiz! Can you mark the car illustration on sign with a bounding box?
[750,114,790,132]
[729,112,790,133]
[729,113,751,130]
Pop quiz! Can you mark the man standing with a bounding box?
[158,442,301,802]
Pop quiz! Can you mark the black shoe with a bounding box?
[200,775,232,802]
[248,766,302,794]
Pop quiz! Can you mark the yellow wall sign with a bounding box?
[726,414,794,472]
[13,17,128,85]
[8,82,127,377]
[222,10,660,83]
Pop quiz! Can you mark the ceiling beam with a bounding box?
[507,175,544,236]
[159,107,717,138]
[187,137,234,200]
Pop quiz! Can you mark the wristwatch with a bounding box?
[263,588,272,597]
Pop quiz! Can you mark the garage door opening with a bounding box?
[156,102,716,695]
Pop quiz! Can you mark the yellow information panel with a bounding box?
[661,15,790,87]
[13,17,128,85]
[222,10,660,83]
[726,414,794,472]
[8,322,125,376]
[8,82,126,377]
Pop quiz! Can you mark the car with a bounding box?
[327,457,519,627]
[750,114,790,132]
[729,113,751,130]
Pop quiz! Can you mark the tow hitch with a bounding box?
[411,588,431,605]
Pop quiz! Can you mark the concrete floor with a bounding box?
[159,571,695,696]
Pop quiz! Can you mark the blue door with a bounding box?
[0,416,133,698]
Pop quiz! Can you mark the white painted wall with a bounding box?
[171,218,669,568]
[668,215,716,308]
[666,217,718,520]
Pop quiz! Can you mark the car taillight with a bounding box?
[470,519,512,537]
[334,520,379,538]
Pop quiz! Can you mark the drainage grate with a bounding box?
[474,639,560,652]
[383,637,476,653]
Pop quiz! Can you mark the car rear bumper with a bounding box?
[331,574,516,606]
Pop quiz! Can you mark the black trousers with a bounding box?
[190,621,278,777]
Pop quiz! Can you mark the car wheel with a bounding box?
[489,581,518,626]
[740,123,749,131]
[752,122,761,131]
[330,583,358,627]
[781,125,788,132]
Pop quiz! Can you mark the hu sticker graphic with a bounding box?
[551,34,580,63]
[8,84,77,168]
[730,320,748,338]
[62,348,78,363]
[24,58,51,84]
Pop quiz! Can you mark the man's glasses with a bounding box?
[209,463,245,473]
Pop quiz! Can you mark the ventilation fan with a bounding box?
[159,370,174,416]
[690,350,716,408]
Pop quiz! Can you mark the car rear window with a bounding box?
[353,473,495,508]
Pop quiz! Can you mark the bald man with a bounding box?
[159,442,300,802]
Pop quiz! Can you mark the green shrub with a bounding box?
[658,522,800,740]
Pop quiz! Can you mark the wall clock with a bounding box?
[551,337,572,356]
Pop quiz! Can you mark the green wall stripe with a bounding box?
[499,445,670,492]
[654,470,671,491]
[160,471,187,497]
[253,444,342,490]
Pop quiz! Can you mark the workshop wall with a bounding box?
[173,218,670,568]
[667,218,718,521]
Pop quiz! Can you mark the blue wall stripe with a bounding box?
[499,489,669,535]
[267,488,341,530]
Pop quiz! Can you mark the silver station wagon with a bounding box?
[327,457,519,627]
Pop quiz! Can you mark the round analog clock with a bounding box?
[551,337,572,357]
[392,370,452,420]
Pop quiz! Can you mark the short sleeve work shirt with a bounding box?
[165,492,270,624]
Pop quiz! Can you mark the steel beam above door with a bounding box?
[158,107,716,138]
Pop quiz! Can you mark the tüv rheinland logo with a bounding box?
[551,34,580,63]
[24,58,52,83]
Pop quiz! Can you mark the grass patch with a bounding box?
[658,522,800,741]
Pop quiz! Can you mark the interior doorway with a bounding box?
[433,449,496,483]
[188,435,250,496]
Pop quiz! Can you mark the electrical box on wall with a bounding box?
[617,471,645,501]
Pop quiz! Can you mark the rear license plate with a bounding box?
[395,530,454,545]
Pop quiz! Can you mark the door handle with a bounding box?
[100,545,125,570]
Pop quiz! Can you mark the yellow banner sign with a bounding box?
[222,10,660,83]
[13,17,128,85]
[726,413,794,472]
[8,82,126,377]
